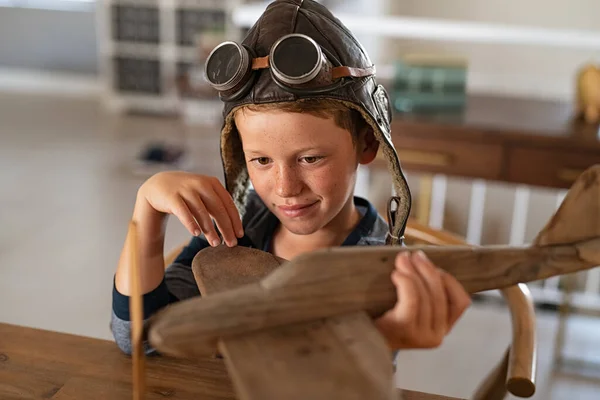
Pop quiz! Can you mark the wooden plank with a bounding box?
[149,237,600,357]
[0,323,463,400]
[191,246,284,294]
[0,369,66,399]
[148,166,597,357]
[0,324,235,399]
[191,246,396,400]
[51,376,225,400]
[220,313,396,400]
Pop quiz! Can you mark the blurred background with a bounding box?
[1,0,600,399]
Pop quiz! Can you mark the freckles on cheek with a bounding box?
[311,165,343,193]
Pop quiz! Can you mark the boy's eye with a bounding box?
[254,157,270,165]
[302,156,321,164]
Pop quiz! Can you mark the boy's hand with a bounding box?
[138,171,244,247]
[374,251,471,350]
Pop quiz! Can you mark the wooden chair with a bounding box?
[163,218,536,399]
[404,218,536,399]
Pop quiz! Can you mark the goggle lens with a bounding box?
[272,36,320,82]
[203,34,374,101]
[206,43,244,90]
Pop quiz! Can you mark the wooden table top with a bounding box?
[0,323,463,400]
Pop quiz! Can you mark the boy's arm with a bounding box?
[114,172,243,297]
[111,233,208,355]
[111,192,170,355]
[115,192,167,296]
[110,171,243,354]
[111,191,198,355]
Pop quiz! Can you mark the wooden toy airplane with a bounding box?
[128,164,600,400]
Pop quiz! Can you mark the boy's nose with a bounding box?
[275,165,303,198]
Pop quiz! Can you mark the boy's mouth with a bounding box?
[277,201,319,217]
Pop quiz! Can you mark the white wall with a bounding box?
[326,0,389,66]
[385,0,600,101]
[0,7,98,74]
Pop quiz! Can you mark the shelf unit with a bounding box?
[96,0,243,117]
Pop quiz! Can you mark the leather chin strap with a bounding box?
[386,196,407,246]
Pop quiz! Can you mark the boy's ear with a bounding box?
[358,126,379,165]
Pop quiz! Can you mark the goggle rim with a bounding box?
[203,41,250,92]
[269,33,323,86]
[203,35,372,101]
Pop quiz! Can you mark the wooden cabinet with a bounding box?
[386,94,600,190]
[393,136,503,181]
[507,147,600,188]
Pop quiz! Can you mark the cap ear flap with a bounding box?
[221,108,251,217]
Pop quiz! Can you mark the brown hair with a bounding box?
[234,99,369,144]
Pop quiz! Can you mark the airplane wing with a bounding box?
[192,246,397,400]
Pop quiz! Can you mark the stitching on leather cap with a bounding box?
[300,10,341,64]
[302,8,368,62]
[291,1,299,32]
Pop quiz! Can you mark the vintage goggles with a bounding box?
[204,33,376,101]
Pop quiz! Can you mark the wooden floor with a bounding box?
[2,91,600,399]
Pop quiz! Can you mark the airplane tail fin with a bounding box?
[535,165,600,253]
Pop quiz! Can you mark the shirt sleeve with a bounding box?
[110,235,210,354]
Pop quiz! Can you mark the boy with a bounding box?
[112,0,470,355]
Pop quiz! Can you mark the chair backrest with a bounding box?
[403,218,536,400]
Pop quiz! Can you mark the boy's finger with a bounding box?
[182,194,220,246]
[412,251,448,335]
[390,269,419,326]
[172,197,203,238]
[396,252,430,330]
[202,192,238,247]
[212,179,244,238]
[442,271,472,332]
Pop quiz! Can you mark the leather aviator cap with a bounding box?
[216,0,411,243]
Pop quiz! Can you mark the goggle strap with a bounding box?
[250,56,376,79]
[332,65,376,80]
[252,56,270,70]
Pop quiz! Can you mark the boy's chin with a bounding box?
[279,220,323,236]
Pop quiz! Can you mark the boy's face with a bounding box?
[235,109,375,236]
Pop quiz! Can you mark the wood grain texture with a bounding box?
[149,165,599,358]
[192,246,284,294]
[51,376,200,400]
[145,166,600,396]
[0,368,67,399]
[0,323,235,400]
[193,247,396,400]
[219,313,396,400]
[149,238,600,357]
[0,323,462,400]
[505,284,536,397]
[535,164,600,246]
